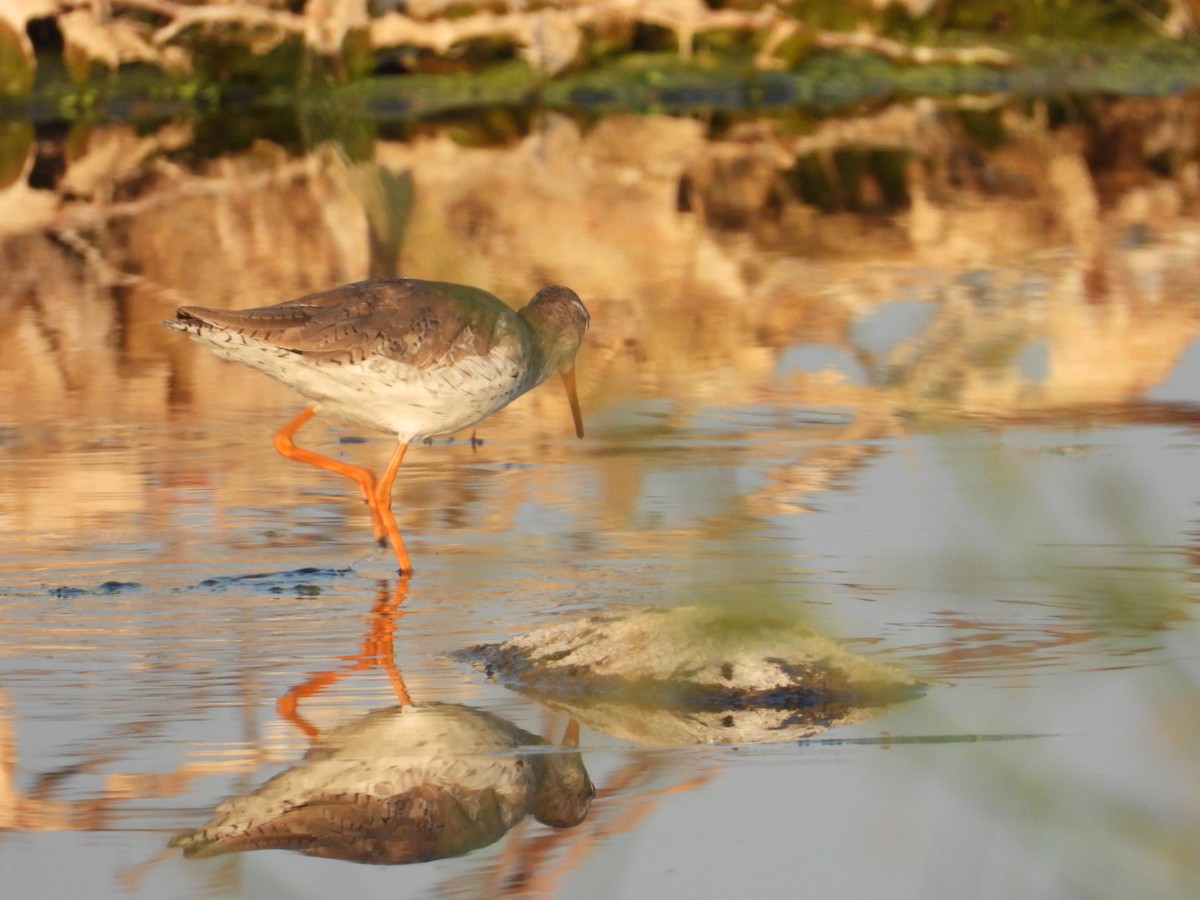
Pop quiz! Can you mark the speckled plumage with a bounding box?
[164,278,589,441]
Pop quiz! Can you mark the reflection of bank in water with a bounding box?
[458,605,923,746]
[170,702,594,863]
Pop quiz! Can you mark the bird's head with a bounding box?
[520,285,590,438]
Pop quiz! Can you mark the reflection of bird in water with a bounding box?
[163,279,590,572]
[171,579,594,864]
[169,703,595,864]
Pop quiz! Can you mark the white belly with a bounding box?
[196,332,538,440]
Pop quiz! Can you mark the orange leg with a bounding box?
[272,406,413,573]
[272,404,387,540]
[373,441,412,574]
[277,578,412,739]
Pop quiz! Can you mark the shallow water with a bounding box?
[3,106,1200,898]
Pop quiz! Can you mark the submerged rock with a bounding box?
[457,605,923,746]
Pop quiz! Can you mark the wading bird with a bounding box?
[164,278,590,573]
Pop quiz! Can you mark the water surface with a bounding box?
[2,103,1200,899]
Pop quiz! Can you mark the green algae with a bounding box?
[3,33,1200,156]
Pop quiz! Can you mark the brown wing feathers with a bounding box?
[174,281,497,367]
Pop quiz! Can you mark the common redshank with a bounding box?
[164,278,590,573]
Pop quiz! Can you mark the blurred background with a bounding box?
[1,1,1199,897]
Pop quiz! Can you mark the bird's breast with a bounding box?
[174,323,541,440]
[302,348,536,440]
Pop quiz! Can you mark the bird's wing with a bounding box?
[174,280,526,368]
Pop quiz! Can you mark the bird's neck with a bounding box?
[517,309,569,382]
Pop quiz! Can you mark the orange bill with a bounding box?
[561,365,584,438]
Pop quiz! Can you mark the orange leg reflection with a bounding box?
[276,577,412,740]
[272,405,413,573]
